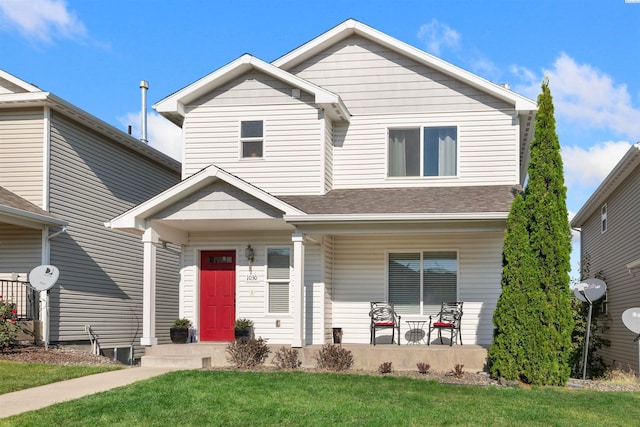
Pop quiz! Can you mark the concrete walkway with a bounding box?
[0,366,178,419]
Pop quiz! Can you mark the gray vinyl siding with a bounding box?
[287,35,512,116]
[182,71,324,195]
[0,223,41,278]
[0,109,44,206]
[331,232,504,345]
[47,111,179,355]
[579,165,640,371]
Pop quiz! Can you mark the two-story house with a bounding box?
[0,69,181,361]
[571,143,640,371]
[109,19,537,348]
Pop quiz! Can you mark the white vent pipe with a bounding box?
[140,80,149,144]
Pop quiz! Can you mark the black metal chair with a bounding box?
[369,302,401,345]
[427,301,463,346]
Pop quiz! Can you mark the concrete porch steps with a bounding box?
[142,343,488,372]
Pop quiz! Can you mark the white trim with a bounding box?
[42,106,51,210]
[572,143,640,227]
[0,69,41,92]
[0,205,67,227]
[285,212,508,223]
[107,164,306,236]
[154,54,351,124]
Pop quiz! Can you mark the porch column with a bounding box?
[141,228,159,346]
[291,231,305,347]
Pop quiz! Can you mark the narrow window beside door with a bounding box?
[267,247,290,313]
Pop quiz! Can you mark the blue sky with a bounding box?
[2,0,639,277]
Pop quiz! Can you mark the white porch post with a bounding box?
[291,231,305,347]
[141,228,159,346]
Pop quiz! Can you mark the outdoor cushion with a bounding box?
[375,321,395,326]
[433,321,453,327]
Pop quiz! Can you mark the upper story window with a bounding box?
[388,126,457,177]
[241,120,263,158]
[601,204,607,233]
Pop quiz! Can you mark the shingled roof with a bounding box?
[0,186,65,225]
[279,185,519,215]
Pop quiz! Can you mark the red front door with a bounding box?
[200,250,236,341]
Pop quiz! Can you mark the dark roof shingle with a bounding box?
[279,185,519,215]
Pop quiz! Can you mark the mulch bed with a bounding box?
[3,345,640,391]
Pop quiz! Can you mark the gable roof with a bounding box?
[0,69,181,173]
[154,54,351,126]
[273,19,537,114]
[0,186,66,228]
[0,70,41,93]
[571,142,640,227]
[107,164,306,239]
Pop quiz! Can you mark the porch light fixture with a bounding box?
[245,245,255,263]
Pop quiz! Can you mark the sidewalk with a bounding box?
[0,366,178,419]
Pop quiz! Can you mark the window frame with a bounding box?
[387,125,459,178]
[239,119,264,159]
[265,246,291,315]
[386,250,459,316]
[601,204,607,233]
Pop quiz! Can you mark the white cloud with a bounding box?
[561,140,631,189]
[417,19,460,55]
[0,0,86,43]
[512,53,640,138]
[120,112,182,161]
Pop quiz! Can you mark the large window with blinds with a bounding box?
[267,248,290,314]
[387,251,457,315]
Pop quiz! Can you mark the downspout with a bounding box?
[42,106,52,349]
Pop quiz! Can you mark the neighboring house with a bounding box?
[0,69,181,361]
[109,19,537,347]
[571,142,640,371]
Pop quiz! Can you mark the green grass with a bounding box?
[0,360,122,394]
[2,370,640,426]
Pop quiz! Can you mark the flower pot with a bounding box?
[234,328,251,341]
[170,327,189,344]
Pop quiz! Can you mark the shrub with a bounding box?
[273,346,301,369]
[225,337,270,369]
[171,318,192,329]
[416,362,431,374]
[378,361,392,374]
[313,344,353,372]
[451,364,464,378]
[234,318,254,330]
[0,296,18,350]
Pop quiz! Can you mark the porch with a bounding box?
[141,343,488,372]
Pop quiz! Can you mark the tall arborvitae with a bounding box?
[488,192,541,381]
[490,78,573,385]
[523,78,573,385]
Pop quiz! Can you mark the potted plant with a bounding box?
[170,318,192,344]
[234,318,253,340]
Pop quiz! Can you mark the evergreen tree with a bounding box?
[523,78,573,385]
[490,78,573,385]
[489,192,541,381]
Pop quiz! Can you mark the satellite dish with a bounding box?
[574,278,607,302]
[29,265,60,291]
[622,308,640,334]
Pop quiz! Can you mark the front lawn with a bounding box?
[2,370,639,426]
[0,361,122,394]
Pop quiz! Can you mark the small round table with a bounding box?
[405,320,427,345]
